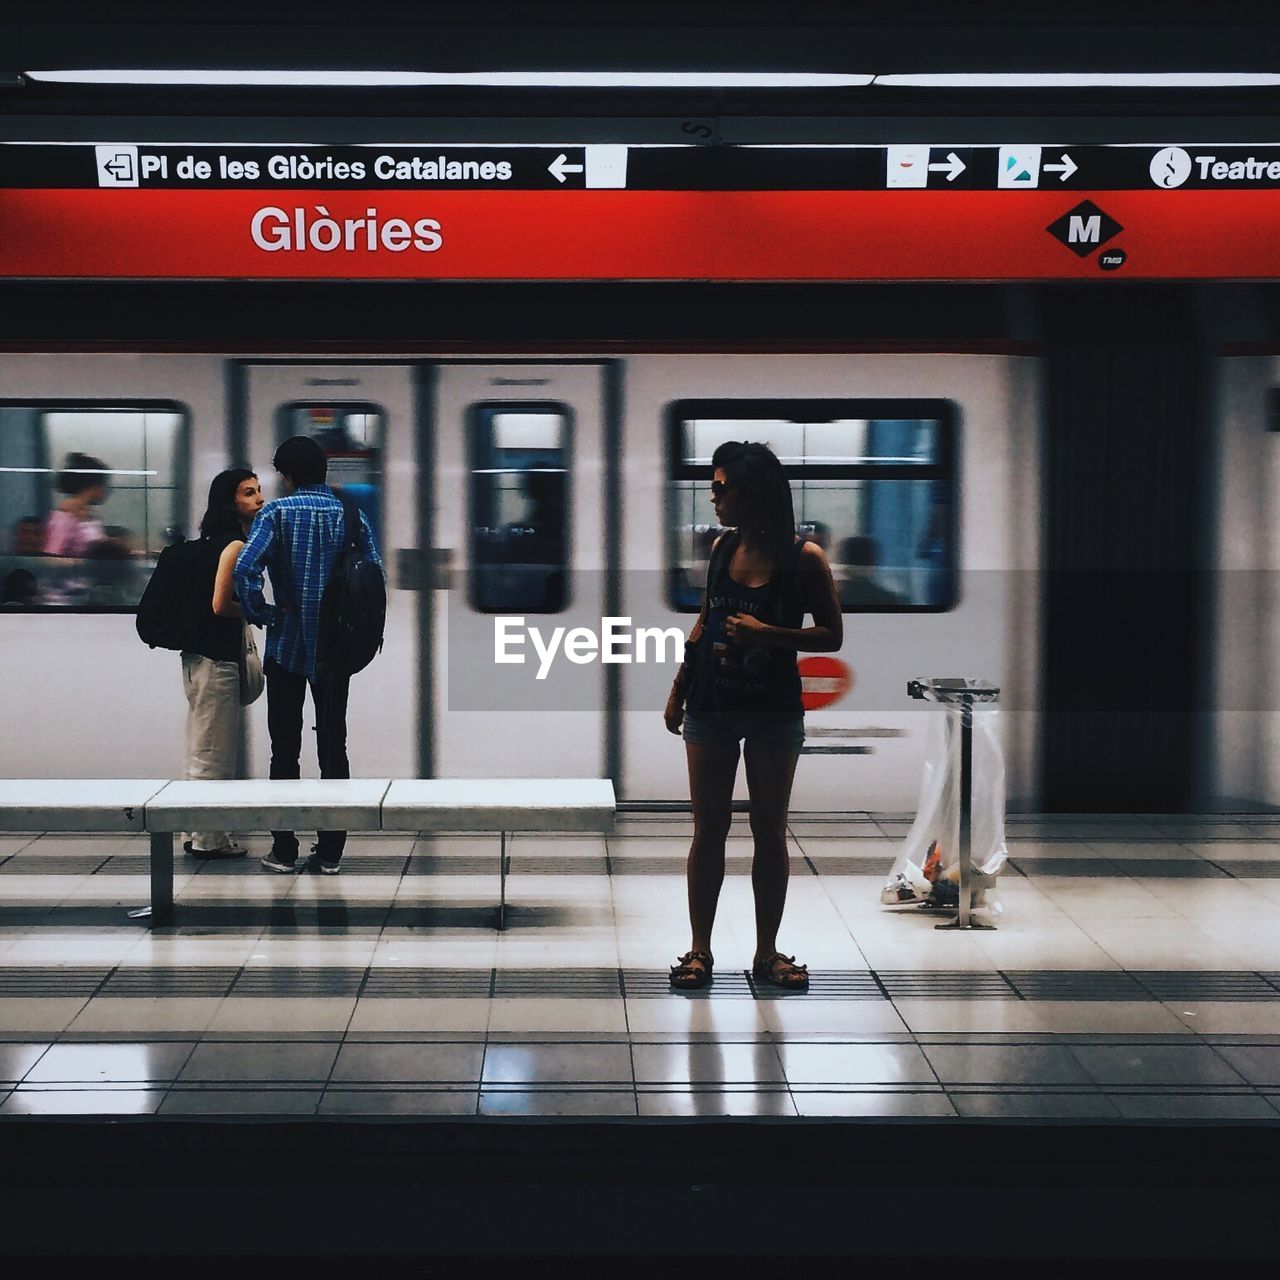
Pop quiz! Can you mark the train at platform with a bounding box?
[0,323,1274,813]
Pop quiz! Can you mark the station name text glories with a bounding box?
[251,206,442,253]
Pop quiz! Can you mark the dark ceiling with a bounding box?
[1,0,1278,126]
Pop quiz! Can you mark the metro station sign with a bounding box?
[0,142,1277,280]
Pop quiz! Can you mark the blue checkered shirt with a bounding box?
[234,485,384,681]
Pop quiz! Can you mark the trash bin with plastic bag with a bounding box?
[881,678,1007,927]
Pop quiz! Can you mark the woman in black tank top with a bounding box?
[664,442,843,991]
[180,468,265,858]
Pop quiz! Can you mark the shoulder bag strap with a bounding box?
[338,495,361,555]
[705,527,736,590]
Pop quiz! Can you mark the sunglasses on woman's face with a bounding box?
[710,480,729,497]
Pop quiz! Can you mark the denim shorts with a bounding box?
[682,710,805,753]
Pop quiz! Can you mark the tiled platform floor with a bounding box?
[4,812,1280,1120]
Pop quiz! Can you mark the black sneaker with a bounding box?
[304,848,341,876]
[260,851,297,874]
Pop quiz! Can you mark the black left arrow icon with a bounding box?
[102,153,135,181]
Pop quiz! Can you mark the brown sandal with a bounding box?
[752,952,809,991]
[669,950,714,990]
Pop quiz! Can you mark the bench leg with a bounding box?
[150,831,174,927]
[497,830,509,931]
[126,831,174,927]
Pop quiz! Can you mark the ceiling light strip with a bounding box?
[24,69,874,89]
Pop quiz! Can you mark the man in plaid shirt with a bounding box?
[234,435,384,874]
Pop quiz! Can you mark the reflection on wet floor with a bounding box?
[2,813,1280,1120]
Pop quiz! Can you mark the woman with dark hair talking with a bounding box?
[664,442,843,990]
[179,467,265,858]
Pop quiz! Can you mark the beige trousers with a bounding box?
[181,652,241,850]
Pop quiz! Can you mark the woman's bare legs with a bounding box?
[742,742,801,964]
[685,740,741,958]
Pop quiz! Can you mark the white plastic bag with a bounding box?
[880,705,1008,920]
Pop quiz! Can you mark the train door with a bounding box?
[243,362,418,778]
[431,363,609,778]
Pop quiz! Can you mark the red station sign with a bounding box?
[0,142,1276,281]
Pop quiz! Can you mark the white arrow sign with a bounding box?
[1043,153,1078,181]
[927,151,966,181]
[548,153,585,183]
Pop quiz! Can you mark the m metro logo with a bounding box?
[1047,200,1123,258]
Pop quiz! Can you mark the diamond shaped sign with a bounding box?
[1046,200,1124,258]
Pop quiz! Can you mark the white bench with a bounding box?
[0,778,616,930]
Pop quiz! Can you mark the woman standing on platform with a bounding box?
[179,467,265,858]
[664,442,843,991]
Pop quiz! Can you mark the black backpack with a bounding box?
[315,497,386,680]
[135,537,213,651]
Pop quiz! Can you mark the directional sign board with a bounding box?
[1,141,1279,279]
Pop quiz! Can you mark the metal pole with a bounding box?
[497,829,508,932]
[937,695,994,931]
[957,697,974,926]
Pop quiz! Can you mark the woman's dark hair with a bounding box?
[711,440,796,566]
[55,452,109,497]
[273,435,327,487]
[199,467,257,540]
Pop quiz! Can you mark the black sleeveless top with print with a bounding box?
[684,530,805,718]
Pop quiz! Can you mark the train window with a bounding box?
[0,403,187,610]
[468,404,571,614]
[275,403,384,545]
[667,399,956,613]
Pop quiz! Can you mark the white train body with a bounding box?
[4,348,1043,809]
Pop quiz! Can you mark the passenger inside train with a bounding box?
[42,451,111,557]
[40,452,136,603]
[834,535,905,610]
